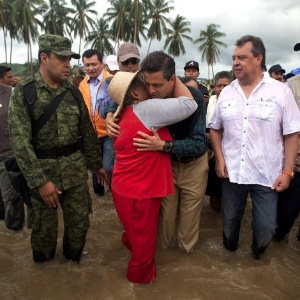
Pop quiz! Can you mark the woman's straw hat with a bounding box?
[107,70,140,117]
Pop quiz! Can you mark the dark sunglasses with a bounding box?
[121,58,140,66]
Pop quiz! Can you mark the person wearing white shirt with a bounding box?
[205,71,232,212]
[209,35,300,259]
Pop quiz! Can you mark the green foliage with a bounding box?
[0,0,228,76]
[194,23,227,79]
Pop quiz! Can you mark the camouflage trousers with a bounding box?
[27,183,91,262]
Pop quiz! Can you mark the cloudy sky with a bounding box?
[0,0,299,79]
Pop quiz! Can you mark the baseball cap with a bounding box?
[38,34,80,59]
[268,64,285,74]
[117,42,140,62]
[294,43,300,51]
[106,55,119,71]
[184,60,199,71]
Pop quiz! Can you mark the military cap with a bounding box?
[38,34,80,59]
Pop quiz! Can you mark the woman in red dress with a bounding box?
[108,71,197,283]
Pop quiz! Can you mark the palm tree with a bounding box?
[84,18,114,55]
[129,0,148,46]
[4,0,19,64]
[12,0,48,74]
[163,14,192,58]
[146,0,174,54]
[0,0,9,63]
[104,0,132,47]
[70,0,97,57]
[194,23,227,80]
[43,0,75,37]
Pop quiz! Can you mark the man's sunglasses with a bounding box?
[121,58,140,66]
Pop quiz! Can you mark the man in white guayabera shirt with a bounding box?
[209,35,300,260]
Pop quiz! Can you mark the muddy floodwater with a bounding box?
[1,177,300,300]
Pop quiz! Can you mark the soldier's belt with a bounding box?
[35,141,81,159]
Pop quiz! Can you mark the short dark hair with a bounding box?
[0,65,11,78]
[82,49,103,62]
[140,51,175,81]
[235,35,266,70]
[38,50,52,63]
[180,76,199,86]
[214,71,232,83]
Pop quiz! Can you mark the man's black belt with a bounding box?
[171,149,207,164]
[171,154,203,164]
[35,141,81,159]
[176,156,200,164]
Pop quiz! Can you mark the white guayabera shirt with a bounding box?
[209,76,300,187]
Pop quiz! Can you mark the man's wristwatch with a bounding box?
[162,141,173,153]
[282,169,295,179]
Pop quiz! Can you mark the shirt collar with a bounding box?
[87,70,104,84]
[231,72,272,90]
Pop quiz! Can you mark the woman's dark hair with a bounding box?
[180,76,199,87]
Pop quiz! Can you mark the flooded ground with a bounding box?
[1,177,300,300]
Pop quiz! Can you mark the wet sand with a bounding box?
[1,178,300,300]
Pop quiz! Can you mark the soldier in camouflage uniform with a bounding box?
[8,34,108,262]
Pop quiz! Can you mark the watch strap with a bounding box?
[162,141,173,153]
[282,169,295,178]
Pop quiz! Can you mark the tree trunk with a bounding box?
[77,35,82,71]
[27,44,30,75]
[207,64,210,80]
[147,38,153,55]
[2,26,7,63]
[9,36,13,65]
[29,41,33,75]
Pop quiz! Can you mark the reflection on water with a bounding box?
[1,179,300,300]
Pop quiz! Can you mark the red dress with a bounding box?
[112,106,174,198]
[111,105,173,283]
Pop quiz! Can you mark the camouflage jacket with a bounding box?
[8,72,103,190]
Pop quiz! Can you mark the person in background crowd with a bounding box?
[209,35,300,260]
[268,64,285,82]
[183,60,209,105]
[274,41,300,243]
[0,66,14,87]
[97,42,141,119]
[0,82,24,230]
[71,75,85,87]
[105,55,119,75]
[205,71,232,212]
[180,76,199,89]
[79,49,112,196]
